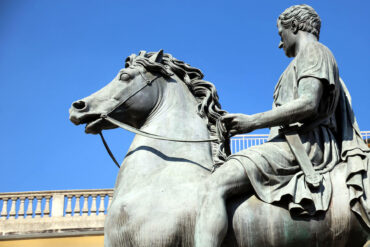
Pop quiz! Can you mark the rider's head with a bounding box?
[278,4,321,40]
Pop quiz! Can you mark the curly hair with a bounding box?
[278,4,321,40]
[125,51,230,166]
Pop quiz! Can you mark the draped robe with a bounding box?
[229,41,370,226]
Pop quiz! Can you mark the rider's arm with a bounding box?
[223,77,324,135]
[252,77,324,128]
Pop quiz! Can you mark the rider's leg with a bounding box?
[194,158,251,247]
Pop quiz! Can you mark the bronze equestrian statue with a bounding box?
[69,4,370,247]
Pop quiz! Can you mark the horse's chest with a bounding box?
[106,178,200,246]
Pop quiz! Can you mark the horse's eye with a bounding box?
[119,73,131,81]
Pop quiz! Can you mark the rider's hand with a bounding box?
[221,113,256,136]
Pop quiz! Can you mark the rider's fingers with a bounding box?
[222,114,237,121]
[230,119,238,125]
[229,129,238,136]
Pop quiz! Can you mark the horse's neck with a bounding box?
[117,79,214,188]
[135,79,213,165]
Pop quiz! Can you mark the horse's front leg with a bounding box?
[194,159,251,247]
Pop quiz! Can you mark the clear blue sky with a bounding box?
[1,0,369,192]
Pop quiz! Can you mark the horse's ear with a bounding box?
[139,50,147,57]
[149,49,164,63]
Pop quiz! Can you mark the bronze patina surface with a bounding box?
[70,4,370,247]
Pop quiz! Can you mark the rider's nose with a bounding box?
[278,41,283,49]
[72,100,87,111]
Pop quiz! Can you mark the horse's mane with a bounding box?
[125,51,230,166]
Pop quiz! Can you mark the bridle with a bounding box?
[98,69,219,168]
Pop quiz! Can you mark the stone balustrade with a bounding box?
[230,131,370,153]
[0,189,113,239]
[0,189,113,220]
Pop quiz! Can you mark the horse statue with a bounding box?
[69,50,369,247]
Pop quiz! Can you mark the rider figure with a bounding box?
[194,4,370,246]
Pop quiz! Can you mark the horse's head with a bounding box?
[69,50,171,134]
[70,50,229,164]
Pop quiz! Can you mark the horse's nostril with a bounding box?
[72,100,86,110]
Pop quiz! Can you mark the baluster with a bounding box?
[44,196,51,217]
[1,198,8,220]
[65,195,72,217]
[74,194,81,216]
[82,194,89,216]
[26,196,34,218]
[107,194,113,211]
[91,194,97,215]
[8,197,17,219]
[18,197,26,218]
[98,194,105,215]
[34,196,42,218]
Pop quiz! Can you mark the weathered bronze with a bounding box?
[69,4,369,246]
[194,4,370,246]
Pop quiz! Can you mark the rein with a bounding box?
[98,70,219,168]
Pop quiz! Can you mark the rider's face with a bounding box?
[277,21,297,58]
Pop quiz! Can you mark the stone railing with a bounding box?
[230,131,370,153]
[231,134,269,153]
[0,189,113,239]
